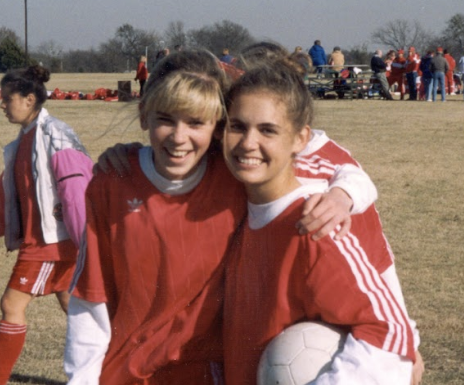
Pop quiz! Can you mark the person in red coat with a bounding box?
[388,49,407,100]
[444,49,456,95]
[135,55,149,97]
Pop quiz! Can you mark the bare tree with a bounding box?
[33,40,63,72]
[188,20,255,56]
[371,19,434,54]
[439,13,464,57]
[164,21,187,49]
[344,43,371,66]
[61,48,112,73]
[115,24,161,69]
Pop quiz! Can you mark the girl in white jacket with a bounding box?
[0,65,93,384]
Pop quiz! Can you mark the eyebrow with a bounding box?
[229,118,281,130]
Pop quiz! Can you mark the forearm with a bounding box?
[329,163,378,214]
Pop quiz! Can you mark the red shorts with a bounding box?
[7,260,75,296]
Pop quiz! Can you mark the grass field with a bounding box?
[1,73,463,384]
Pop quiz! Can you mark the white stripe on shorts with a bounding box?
[31,262,55,295]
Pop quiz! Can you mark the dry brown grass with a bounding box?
[1,73,463,384]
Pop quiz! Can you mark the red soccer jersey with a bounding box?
[73,151,246,384]
[223,197,415,385]
[14,127,76,261]
[391,57,407,76]
[294,136,394,273]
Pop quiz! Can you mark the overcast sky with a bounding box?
[0,0,462,54]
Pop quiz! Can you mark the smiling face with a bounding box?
[143,109,217,180]
[0,87,38,128]
[139,69,224,181]
[223,91,309,204]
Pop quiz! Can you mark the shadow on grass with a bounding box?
[9,374,66,385]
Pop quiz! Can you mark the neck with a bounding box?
[21,109,40,129]
[245,173,302,205]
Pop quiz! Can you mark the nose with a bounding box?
[170,122,188,143]
[239,128,259,150]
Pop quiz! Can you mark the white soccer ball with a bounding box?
[257,321,346,385]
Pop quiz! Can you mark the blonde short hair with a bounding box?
[141,70,224,124]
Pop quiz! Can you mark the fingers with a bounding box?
[94,143,133,177]
[93,152,111,175]
[301,193,323,215]
[333,217,352,240]
[297,191,352,240]
[410,350,425,385]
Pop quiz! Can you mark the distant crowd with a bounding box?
[143,41,464,103]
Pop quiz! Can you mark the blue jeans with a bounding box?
[432,72,446,101]
[423,77,433,100]
[406,72,417,100]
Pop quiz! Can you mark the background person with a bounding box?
[0,65,92,384]
[457,52,464,99]
[309,40,327,78]
[219,48,234,64]
[431,47,449,102]
[405,47,420,100]
[328,46,345,77]
[371,49,394,100]
[134,55,148,97]
[388,49,407,100]
[443,49,456,95]
[420,50,434,101]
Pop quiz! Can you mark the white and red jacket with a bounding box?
[1,108,93,250]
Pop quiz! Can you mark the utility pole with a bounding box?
[24,0,28,65]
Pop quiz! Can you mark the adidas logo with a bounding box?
[128,198,143,213]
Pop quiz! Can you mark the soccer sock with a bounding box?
[0,320,27,385]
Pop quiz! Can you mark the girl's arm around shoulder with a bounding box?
[329,163,378,215]
[64,295,111,385]
[297,164,377,240]
[51,148,93,247]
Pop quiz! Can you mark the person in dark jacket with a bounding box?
[370,50,394,100]
[419,51,434,101]
[308,40,327,78]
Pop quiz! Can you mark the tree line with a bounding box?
[1,14,463,73]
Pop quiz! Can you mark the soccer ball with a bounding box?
[257,321,346,385]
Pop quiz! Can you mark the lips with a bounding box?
[165,148,190,158]
[237,156,263,166]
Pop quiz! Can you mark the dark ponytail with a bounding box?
[1,65,50,109]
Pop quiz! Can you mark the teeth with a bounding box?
[238,157,262,165]
[168,150,189,157]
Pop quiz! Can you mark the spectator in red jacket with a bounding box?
[444,49,456,95]
[135,56,148,97]
[388,49,407,100]
[405,47,421,100]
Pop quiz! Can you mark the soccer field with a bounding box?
[1,73,463,384]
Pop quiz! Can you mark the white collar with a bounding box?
[248,183,325,230]
[138,146,207,195]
